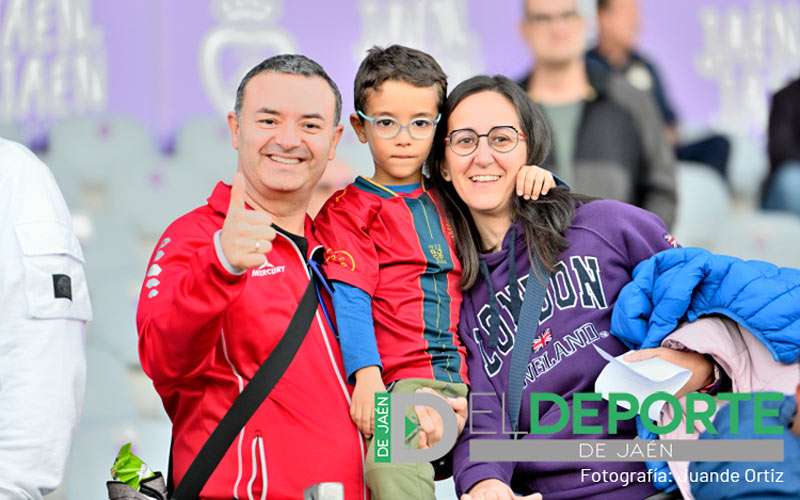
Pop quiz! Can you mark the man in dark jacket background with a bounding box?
[587,0,732,183]
[518,0,676,228]
[762,76,800,216]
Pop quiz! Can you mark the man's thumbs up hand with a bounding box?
[220,172,277,271]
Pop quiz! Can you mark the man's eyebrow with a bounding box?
[301,113,325,121]
[254,108,325,121]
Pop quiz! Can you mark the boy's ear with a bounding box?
[350,113,368,143]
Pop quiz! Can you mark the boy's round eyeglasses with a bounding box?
[445,126,524,156]
[357,110,441,140]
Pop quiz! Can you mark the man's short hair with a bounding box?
[234,54,342,125]
[353,45,447,116]
[522,0,598,43]
[522,0,597,20]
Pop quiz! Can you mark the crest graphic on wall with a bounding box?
[200,0,297,115]
[695,2,800,137]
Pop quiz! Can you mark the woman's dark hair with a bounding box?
[429,74,592,289]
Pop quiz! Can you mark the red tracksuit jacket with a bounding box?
[137,182,366,500]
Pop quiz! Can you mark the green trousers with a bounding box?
[365,378,469,500]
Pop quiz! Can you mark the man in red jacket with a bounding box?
[136,54,366,499]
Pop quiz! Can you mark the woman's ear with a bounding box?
[441,165,452,181]
[350,113,368,143]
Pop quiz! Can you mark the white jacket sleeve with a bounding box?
[0,139,90,499]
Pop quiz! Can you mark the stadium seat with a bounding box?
[672,161,731,248]
[81,345,137,421]
[173,115,236,178]
[713,209,800,268]
[0,121,25,143]
[47,115,160,217]
[727,133,769,203]
[49,115,158,181]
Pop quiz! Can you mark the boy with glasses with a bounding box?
[314,45,556,499]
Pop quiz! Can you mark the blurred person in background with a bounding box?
[588,0,732,182]
[518,0,677,228]
[762,75,800,216]
[0,137,90,499]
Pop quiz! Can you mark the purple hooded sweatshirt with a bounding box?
[453,200,677,499]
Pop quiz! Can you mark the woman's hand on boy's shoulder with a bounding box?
[516,164,556,200]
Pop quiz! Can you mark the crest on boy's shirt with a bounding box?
[428,243,446,265]
[325,248,356,271]
[532,328,553,352]
[663,233,680,248]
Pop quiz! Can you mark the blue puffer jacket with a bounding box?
[612,247,800,363]
[610,247,800,490]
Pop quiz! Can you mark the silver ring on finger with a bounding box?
[255,239,263,252]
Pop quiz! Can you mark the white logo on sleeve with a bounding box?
[147,238,170,299]
[251,257,286,277]
[147,264,162,277]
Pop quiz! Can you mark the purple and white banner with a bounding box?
[1,0,798,145]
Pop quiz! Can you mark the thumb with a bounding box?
[448,396,468,412]
[229,171,247,213]
[418,428,430,449]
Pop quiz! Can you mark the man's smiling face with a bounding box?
[228,71,343,201]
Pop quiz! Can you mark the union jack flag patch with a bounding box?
[663,233,680,248]
[532,328,553,352]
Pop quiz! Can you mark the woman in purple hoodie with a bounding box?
[427,75,718,500]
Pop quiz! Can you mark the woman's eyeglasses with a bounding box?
[445,126,524,156]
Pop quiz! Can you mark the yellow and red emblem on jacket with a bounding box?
[325,248,356,271]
